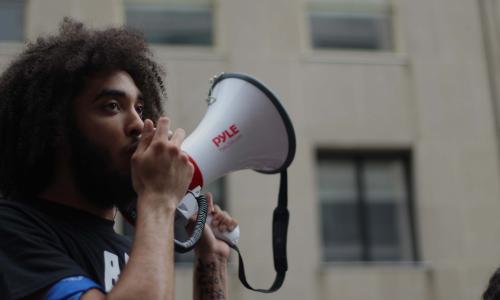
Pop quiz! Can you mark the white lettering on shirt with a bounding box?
[104,251,120,292]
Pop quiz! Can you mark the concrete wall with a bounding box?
[1,0,500,299]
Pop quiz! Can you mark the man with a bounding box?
[0,19,236,300]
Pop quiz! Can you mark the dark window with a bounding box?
[0,0,25,41]
[308,1,393,50]
[125,1,213,46]
[317,150,417,262]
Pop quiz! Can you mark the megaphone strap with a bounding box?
[229,243,286,293]
[228,170,289,293]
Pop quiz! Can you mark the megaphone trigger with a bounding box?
[174,193,199,223]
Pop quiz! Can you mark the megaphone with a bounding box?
[174,72,296,246]
[120,72,295,291]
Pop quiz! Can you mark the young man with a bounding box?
[0,19,236,300]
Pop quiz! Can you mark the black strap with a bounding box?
[228,170,289,293]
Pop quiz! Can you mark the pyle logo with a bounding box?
[212,124,240,147]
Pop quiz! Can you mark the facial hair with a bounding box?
[68,127,137,210]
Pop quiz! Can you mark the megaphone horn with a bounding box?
[175,72,295,241]
[183,72,295,184]
[176,72,295,293]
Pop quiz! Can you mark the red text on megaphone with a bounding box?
[212,124,240,147]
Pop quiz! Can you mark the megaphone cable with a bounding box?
[119,193,209,253]
[174,193,208,253]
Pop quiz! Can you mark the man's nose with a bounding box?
[125,109,144,137]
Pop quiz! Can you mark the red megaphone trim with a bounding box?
[188,156,204,190]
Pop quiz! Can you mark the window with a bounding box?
[122,178,226,264]
[317,150,416,262]
[0,0,25,41]
[124,0,213,46]
[308,0,393,50]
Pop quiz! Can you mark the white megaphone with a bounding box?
[120,72,296,255]
[174,72,296,250]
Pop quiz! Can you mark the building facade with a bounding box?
[1,0,500,299]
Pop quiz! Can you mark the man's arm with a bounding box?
[193,195,238,300]
[194,253,228,300]
[81,117,193,300]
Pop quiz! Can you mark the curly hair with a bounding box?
[484,268,500,300]
[0,18,166,198]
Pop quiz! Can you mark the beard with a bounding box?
[68,127,137,210]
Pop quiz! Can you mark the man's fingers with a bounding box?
[151,117,185,148]
[218,211,232,232]
[170,128,186,147]
[211,205,238,233]
[154,117,170,140]
[136,119,154,153]
[227,218,238,231]
[205,193,215,214]
[211,205,222,227]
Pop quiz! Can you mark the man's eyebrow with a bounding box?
[93,89,144,102]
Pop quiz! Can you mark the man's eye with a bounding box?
[103,101,120,112]
[135,105,144,117]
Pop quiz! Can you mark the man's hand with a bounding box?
[131,117,194,209]
[105,117,192,300]
[194,193,238,259]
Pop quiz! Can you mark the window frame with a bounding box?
[306,0,394,52]
[123,0,215,47]
[300,0,408,66]
[0,0,26,42]
[317,149,419,263]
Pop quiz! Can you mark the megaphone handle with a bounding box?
[206,214,240,245]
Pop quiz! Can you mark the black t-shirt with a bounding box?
[0,197,131,299]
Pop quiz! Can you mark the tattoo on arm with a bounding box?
[195,258,227,300]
